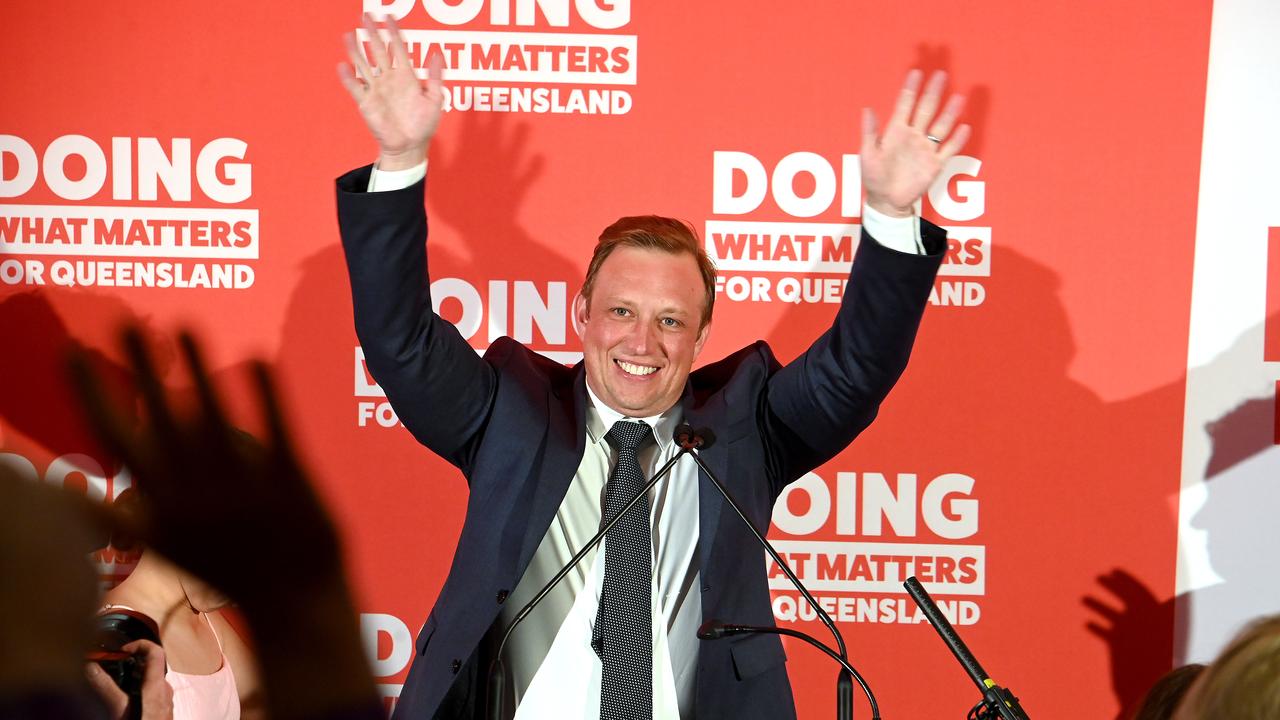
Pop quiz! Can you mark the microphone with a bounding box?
[697,619,854,673]
[681,425,876,720]
[698,619,858,718]
[695,619,743,640]
[674,422,714,450]
[486,434,693,720]
[903,577,1031,720]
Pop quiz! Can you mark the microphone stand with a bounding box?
[903,577,1030,720]
[486,447,692,720]
[696,621,869,720]
[680,426,877,720]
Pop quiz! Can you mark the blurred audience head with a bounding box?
[1134,664,1205,720]
[0,464,102,695]
[1174,615,1280,719]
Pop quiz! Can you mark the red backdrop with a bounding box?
[1,1,1219,717]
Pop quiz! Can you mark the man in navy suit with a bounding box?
[336,15,969,720]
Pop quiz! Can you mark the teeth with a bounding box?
[617,360,658,376]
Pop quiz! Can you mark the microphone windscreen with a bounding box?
[696,619,725,640]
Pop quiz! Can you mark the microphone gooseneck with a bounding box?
[683,427,877,720]
[696,619,872,696]
[486,443,691,720]
[680,432,847,661]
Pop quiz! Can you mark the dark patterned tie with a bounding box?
[593,420,655,719]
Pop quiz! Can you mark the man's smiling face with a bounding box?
[575,245,711,418]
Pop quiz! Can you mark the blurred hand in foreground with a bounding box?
[68,327,377,720]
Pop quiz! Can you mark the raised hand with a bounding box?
[70,329,377,720]
[861,69,970,218]
[338,14,445,171]
[68,329,341,610]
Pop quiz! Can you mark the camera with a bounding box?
[87,609,161,720]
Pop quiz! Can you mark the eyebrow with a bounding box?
[600,296,694,319]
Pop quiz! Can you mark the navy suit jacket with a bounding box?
[336,165,945,719]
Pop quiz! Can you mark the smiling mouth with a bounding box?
[615,360,658,376]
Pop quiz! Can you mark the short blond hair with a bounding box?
[1184,615,1280,719]
[581,216,716,329]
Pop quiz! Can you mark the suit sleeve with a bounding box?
[759,224,945,490]
[336,164,496,472]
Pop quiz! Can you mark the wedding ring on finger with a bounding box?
[926,134,943,144]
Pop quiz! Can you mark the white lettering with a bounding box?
[772,472,830,535]
[0,135,39,198]
[43,135,107,201]
[361,613,413,677]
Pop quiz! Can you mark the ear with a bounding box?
[572,293,589,339]
[693,322,711,359]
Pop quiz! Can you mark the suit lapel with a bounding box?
[515,363,590,573]
[683,389,726,574]
[512,371,728,579]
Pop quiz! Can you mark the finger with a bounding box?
[251,361,295,461]
[911,70,947,129]
[361,13,392,72]
[504,122,532,156]
[123,640,170,703]
[888,69,923,127]
[517,153,545,188]
[337,62,365,101]
[1081,596,1122,622]
[927,94,965,141]
[859,107,878,154]
[344,30,374,81]
[67,350,145,475]
[384,15,413,71]
[937,123,971,159]
[122,328,178,442]
[85,663,128,715]
[426,47,446,92]
[1098,568,1157,601]
[123,639,166,670]
[177,331,228,432]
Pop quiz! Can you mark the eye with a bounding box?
[660,317,682,328]
[610,307,631,317]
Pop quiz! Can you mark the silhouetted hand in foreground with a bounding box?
[69,328,378,720]
[69,329,339,609]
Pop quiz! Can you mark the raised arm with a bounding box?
[763,70,969,483]
[336,16,495,468]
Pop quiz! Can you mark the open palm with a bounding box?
[338,15,445,168]
[861,70,970,217]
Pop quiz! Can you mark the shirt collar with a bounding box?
[585,382,682,451]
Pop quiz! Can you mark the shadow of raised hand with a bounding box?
[429,111,546,244]
[1083,568,1177,720]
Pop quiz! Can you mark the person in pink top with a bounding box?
[101,496,263,720]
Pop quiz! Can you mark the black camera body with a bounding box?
[87,609,161,719]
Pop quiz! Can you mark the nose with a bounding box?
[625,318,660,356]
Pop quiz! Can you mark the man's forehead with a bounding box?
[597,246,701,284]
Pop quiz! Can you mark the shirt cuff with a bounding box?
[861,204,924,254]
[367,160,428,192]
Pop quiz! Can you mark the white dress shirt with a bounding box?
[500,388,701,719]
[365,159,923,718]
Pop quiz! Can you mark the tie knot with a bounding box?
[605,420,654,453]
